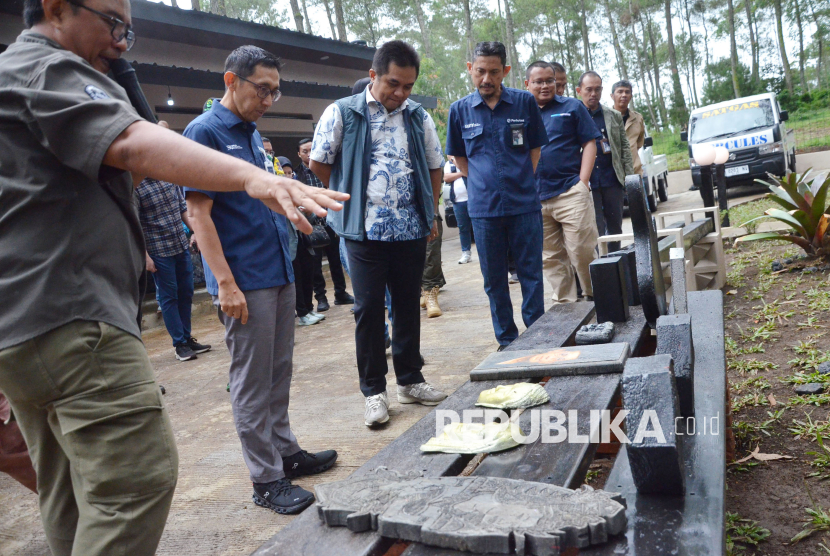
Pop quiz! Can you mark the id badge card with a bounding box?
[509,122,526,148]
[600,137,612,154]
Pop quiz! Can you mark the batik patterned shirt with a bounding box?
[310,85,444,241]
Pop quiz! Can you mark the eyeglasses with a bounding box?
[530,79,556,87]
[232,73,282,101]
[66,0,136,51]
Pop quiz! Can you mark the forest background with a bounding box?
[153,0,830,166]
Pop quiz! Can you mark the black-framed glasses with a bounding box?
[232,73,282,101]
[66,0,136,51]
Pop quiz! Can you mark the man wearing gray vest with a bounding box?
[309,40,448,427]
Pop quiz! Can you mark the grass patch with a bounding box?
[726,512,771,554]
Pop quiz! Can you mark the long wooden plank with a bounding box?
[471,373,620,487]
[505,302,595,352]
[581,290,726,556]
[253,302,601,556]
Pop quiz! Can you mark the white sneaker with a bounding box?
[297,314,319,326]
[397,382,448,406]
[364,392,389,426]
[309,311,326,322]
[458,251,472,264]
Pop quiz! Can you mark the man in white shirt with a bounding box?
[444,156,473,264]
[308,41,448,427]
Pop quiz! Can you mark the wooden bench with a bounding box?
[253,293,724,556]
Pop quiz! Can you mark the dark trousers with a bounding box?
[421,215,446,290]
[313,225,348,302]
[292,246,315,317]
[345,238,427,397]
[592,185,626,252]
[152,250,194,346]
[471,212,545,345]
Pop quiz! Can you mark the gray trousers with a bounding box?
[213,285,301,483]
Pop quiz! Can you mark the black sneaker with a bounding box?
[187,337,211,354]
[282,449,338,479]
[252,479,314,515]
[334,293,355,305]
[317,299,330,312]
[175,344,197,361]
[496,344,511,352]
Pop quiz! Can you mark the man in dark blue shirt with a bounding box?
[185,46,337,516]
[446,42,549,349]
[577,71,635,252]
[526,61,601,304]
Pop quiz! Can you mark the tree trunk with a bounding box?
[462,0,474,62]
[629,17,660,128]
[579,0,592,70]
[288,0,304,32]
[190,0,200,11]
[773,0,794,92]
[504,0,520,87]
[808,0,824,87]
[301,0,313,33]
[700,8,710,72]
[793,0,808,90]
[726,0,741,97]
[601,0,628,79]
[170,0,177,8]
[333,0,347,41]
[664,0,689,125]
[681,0,699,105]
[743,0,759,86]
[644,14,669,128]
[559,20,577,96]
[210,0,225,16]
[321,0,338,40]
[410,0,433,58]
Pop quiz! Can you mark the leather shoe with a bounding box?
[317,299,330,312]
[334,293,355,305]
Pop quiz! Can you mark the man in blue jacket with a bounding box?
[445,42,549,350]
[309,40,448,427]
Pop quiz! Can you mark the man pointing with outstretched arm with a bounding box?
[0,1,346,552]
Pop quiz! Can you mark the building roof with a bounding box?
[133,62,437,108]
[0,0,375,69]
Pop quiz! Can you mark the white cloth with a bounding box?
[444,161,468,203]
[310,85,444,241]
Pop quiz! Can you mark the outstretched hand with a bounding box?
[244,175,349,234]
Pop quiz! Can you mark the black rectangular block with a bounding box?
[604,245,640,306]
[590,256,630,324]
[470,343,630,381]
[656,314,695,417]
[622,354,686,496]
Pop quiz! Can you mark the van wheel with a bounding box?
[657,175,668,202]
[647,189,657,212]
[789,153,797,174]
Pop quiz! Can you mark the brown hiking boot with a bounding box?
[425,286,442,318]
[420,291,427,309]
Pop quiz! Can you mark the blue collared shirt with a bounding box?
[445,87,548,218]
[183,102,293,295]
[590,107,620,189]
[536,96,602,200]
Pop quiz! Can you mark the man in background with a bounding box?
[611,80,645,175]
[552,61,569,97]
[138,120,211,361]
[526,61,600,305]
[295,138,354,312]
[577,71,634,252]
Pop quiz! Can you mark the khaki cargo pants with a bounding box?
[0,320,178,556]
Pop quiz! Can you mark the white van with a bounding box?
[680,92,796,188]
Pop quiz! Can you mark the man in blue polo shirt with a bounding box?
[184,46,337,516]
[526,61,601,304]
[446,42,549,350]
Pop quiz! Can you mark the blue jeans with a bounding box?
[454,201,473,253]
[471,211,545,345]
[152,250,194,346]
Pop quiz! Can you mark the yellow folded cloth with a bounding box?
[420,422,519,454]
[475,383,550,409]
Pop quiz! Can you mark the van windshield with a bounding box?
[690,99,775,143]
